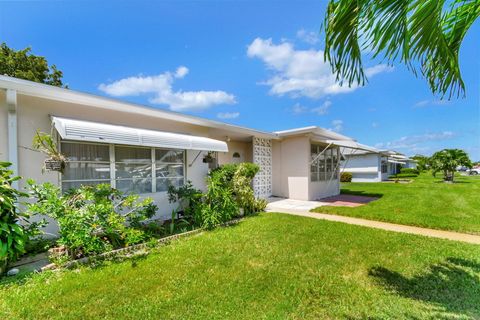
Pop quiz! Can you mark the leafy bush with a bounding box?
[340,172,353,182]
[253,198,268,212]
[27,182,157,260]
[400,168,419,175]
[0,162,44,264]
[198,168,239,229]
[233,163,260,215]
[168,181,203,222]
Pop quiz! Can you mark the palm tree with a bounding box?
[430,149,472,182]
[323,0,480,98]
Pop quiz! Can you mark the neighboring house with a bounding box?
[342,148,417,182]
[1,76,371,233]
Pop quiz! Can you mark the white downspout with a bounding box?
[6,89,18,189]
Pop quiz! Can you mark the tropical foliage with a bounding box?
[429,148,472,182]
[32,131,67,172]
[26,182,157,260]
[0,42,65,87]
[168,163,263,229]
[323,0,480,97]
[0,163,44,264]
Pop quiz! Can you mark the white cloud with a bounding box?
[290,103,308,115]
[330,119,343,132]
[247,38,393,99]
[311,100,332,115]
[413,99,450,108]
[375,131,456,152]
[217,112,240,119]
[296,29,319,45]
[98,66,236,112]
[289,100,332,115]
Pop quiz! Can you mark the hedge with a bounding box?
[400,168,420,175]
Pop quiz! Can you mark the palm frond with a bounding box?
[323,0,479,98]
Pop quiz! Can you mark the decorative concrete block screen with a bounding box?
[253,137,272,198]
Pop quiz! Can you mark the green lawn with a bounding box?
[311,173,480,234]
[2,213,480,319]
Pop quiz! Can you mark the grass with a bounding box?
[312,173,480,235]
[1,213,480,319]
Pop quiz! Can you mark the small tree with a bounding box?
[411,154,431,172]
[0,43,65,87]
[430,149,472,182]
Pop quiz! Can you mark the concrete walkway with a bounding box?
[266,199,480,245]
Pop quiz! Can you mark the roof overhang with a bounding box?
[388,159,406,164]
[52,116,229,152]
[317,139,380,153]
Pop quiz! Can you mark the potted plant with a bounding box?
[202,151,215,163]
[32,131,66,173]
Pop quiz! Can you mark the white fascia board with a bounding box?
[388,159,406,164]
[0,75,276,140]
[319,140,379,153]
[53,116,229,152]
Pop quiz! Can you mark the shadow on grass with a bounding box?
[369,257,480,318]
[433,180,471,184]
[340,189,384,199]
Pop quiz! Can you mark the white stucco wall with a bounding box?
[272,137,340,200]
[342,154,382,182]
[217,141,253,165]
[271,136,310,200]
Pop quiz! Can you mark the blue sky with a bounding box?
[1,1,479,159]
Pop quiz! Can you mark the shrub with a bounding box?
[340,172,353,182]
[0,162,44,265]
[198,169,239,229]
[167,181,203,223]
[253,198,268,212]
[400,168,419,175]
[233,163,260,215]
[27,182,157,260]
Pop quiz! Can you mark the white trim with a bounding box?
[52,116,229,152]
[109,144,116,188]
[6,89,18,188]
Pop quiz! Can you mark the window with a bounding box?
[62,142,111,192]
[155,149,184,192]
[381,158,388,173]
[61,142,185,194]
[115,146,152,194]
[310,144,339,182]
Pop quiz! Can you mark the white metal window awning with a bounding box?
[52,116,228,152]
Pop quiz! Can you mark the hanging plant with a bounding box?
[202,152,215,163]
[32,131,66,173]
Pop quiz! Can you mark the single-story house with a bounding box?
[1,75,371,233]
[341,147,417,182]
